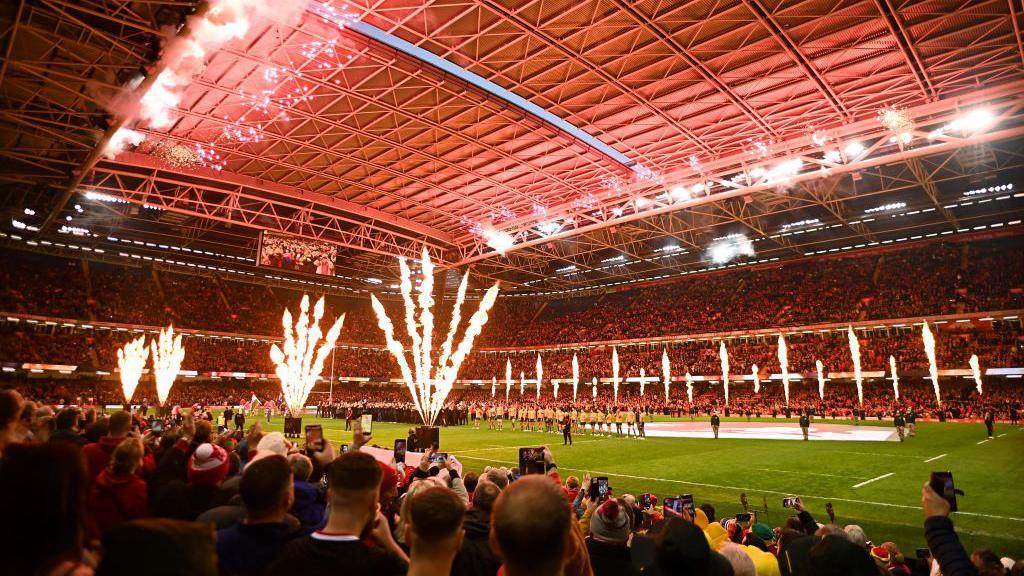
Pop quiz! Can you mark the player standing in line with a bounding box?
[625,408,636,438]
[906,408,917,437]
[614,408,623,438]
[487,404,495,430]
[604,408,613,436]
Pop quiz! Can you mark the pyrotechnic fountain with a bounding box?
[151,325,185,406]
[612,346,620,403]
[505,357,512,401]
[815,360,825,399]
[520,371,526,397]
[369,248,499,425]
[847,326,863,405]
[592,377,597,399]
[639,367,647,397]
[685,371,693,403]
[536,354,543,399]
[889,355,900,400]
[719,341,730,404]
[491,376,496,398]
[572,352,580,401]
[270,295,344,417]
[969,354,983,394]
[777,335,790,406]
[662,348,671,401]
[117,336,148,407]
[922,321,941,405]
[751,364,760,393]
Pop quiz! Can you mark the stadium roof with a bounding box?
[1,0,1023,295]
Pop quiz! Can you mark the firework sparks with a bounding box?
[639,367,647,397]
[877,105,915,147]
[505,357,512,401]
[151,325,185,406]
[371,248,499,425]
[491,376,496,398]
[685,371,693,403]
[572,352,580,402]
[889,355,900,400]
[777,335,790,406]
[751,364,760,394]
[520,371,525,397]
[611,347,620,404]
[922,321,940,405]
[815,360,825,399]
[969,354,983,394]
[847,326,863,405]
[592,377,597,399]
[662,348,671,401]
[117,336,148,406]
[536,354,543,400]
[270,295,344,416]
[719,341,730,405]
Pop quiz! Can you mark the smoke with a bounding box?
[612,346,620,404]
[572,352,579,402]
[151,324,186,406]
[117,336,148,405]
[505,357,512,401]
[536,354,543,400]
[777,335,790,406]
[815,360,825,399]
[922,321,940,405]
[847,326,863,405]
[969,354,983,394]
[662,348,671,401]
[889,355,899,400]
[719,341,730,405]
[103,128,145,159]
[751,364,760,393]
[685,371,693,403]
[709,234,755,264]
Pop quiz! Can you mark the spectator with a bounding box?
[52,407,86,447]
[586,498,637,576]
[632,516,734,575]
[453,481,502,576]
[0,389,27,455]
[721,542,758,576]
[923,481,976,576]
[217,455,297,576]
[268,451,407,574]
[81,410,133,484]
[406,486,466,576]
[97,519,217,576]
[88,437,149,538]
[288,453,324,532]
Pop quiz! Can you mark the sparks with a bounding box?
[685,371,693,403]
[572,352,580,402]
[890,355,900,400]
[922,321,940,405]
[719,341,730,405]
[117,336,148,406]
[815,360,825,400]
[611,346,620,404]
[151,325,185,406]
[751,364,760,394]
[370,248,499,425]
[270,295,345,416]
[969,354,983,394]
[662,348,671,401]
[847,326,863,405]
[777,335,790,406]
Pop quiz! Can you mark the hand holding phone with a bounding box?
[518,447,546,475]
[588,477,610,501]
[680,494,695,518]
[783,496,797,508]
[927,472,962,513]
[394,439,407,465]
[429,452,449,465]
[305,424,324,452]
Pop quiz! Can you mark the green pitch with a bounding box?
[253,414,1024,557]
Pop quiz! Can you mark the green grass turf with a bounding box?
[251,414,1024,557]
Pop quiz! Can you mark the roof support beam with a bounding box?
[871,0,937,101]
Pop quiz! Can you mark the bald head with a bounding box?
[491,476,572,576]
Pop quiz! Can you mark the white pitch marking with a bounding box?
[756,467,868,480]
[453,456,1024,524]
[977,439,991,445]
[924,454,947,463]
[852,472,895,489]
[998,433,1007,438]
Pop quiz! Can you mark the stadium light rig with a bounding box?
[370,247,500,425]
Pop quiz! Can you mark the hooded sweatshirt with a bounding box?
[452,507,501,576]
[88,469,149,539]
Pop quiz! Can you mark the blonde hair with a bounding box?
[110,438,142,475]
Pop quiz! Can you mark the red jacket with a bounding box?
[88,469,149,539]
[82,436,156,485]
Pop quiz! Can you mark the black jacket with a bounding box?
[586,538,638,576]
[924,516,977,576]
[711,415,720,426]
[451,507,500,576]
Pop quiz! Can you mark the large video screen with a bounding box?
[259,232,337,276]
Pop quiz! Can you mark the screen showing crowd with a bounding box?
[258,232,337,276]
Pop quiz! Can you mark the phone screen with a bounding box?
[589,477,609,500]
[783,497,797,508]
[394,439,407,464]
[680,493,695,517]
[518,447,545,475]
[929,471,957,512]
[640,493,653,509]
[305,425,324,451]
[736,513,752,527]
[430,452,448,464]
[663,497,681,515]
[359,414,372,435]
[339,443,349,453]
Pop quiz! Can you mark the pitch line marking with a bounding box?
[756,468,869,480]
[924,454,947,463]
[829,451,927,460]
[977,439,991,445]
[997,433,1007,438]
[852,472,895,489]
[454,456,1024,525]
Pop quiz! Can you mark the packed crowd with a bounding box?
[2,387,1020,576]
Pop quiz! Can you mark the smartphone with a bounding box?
[783,496,797,508]
[929,471,958,512]
[359,414,372,435]
[305,424,324,452]
[339,443,349,453]
[150,421,163,434]
[662,497,683,515]
[394,438,407,465]
[680,493,695,518]
[429,452,448,465]
[915,548,931,559]
[589,476,609,501]
[639,493,654,509]
[518,447,546,475]
[735,513,752,528]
